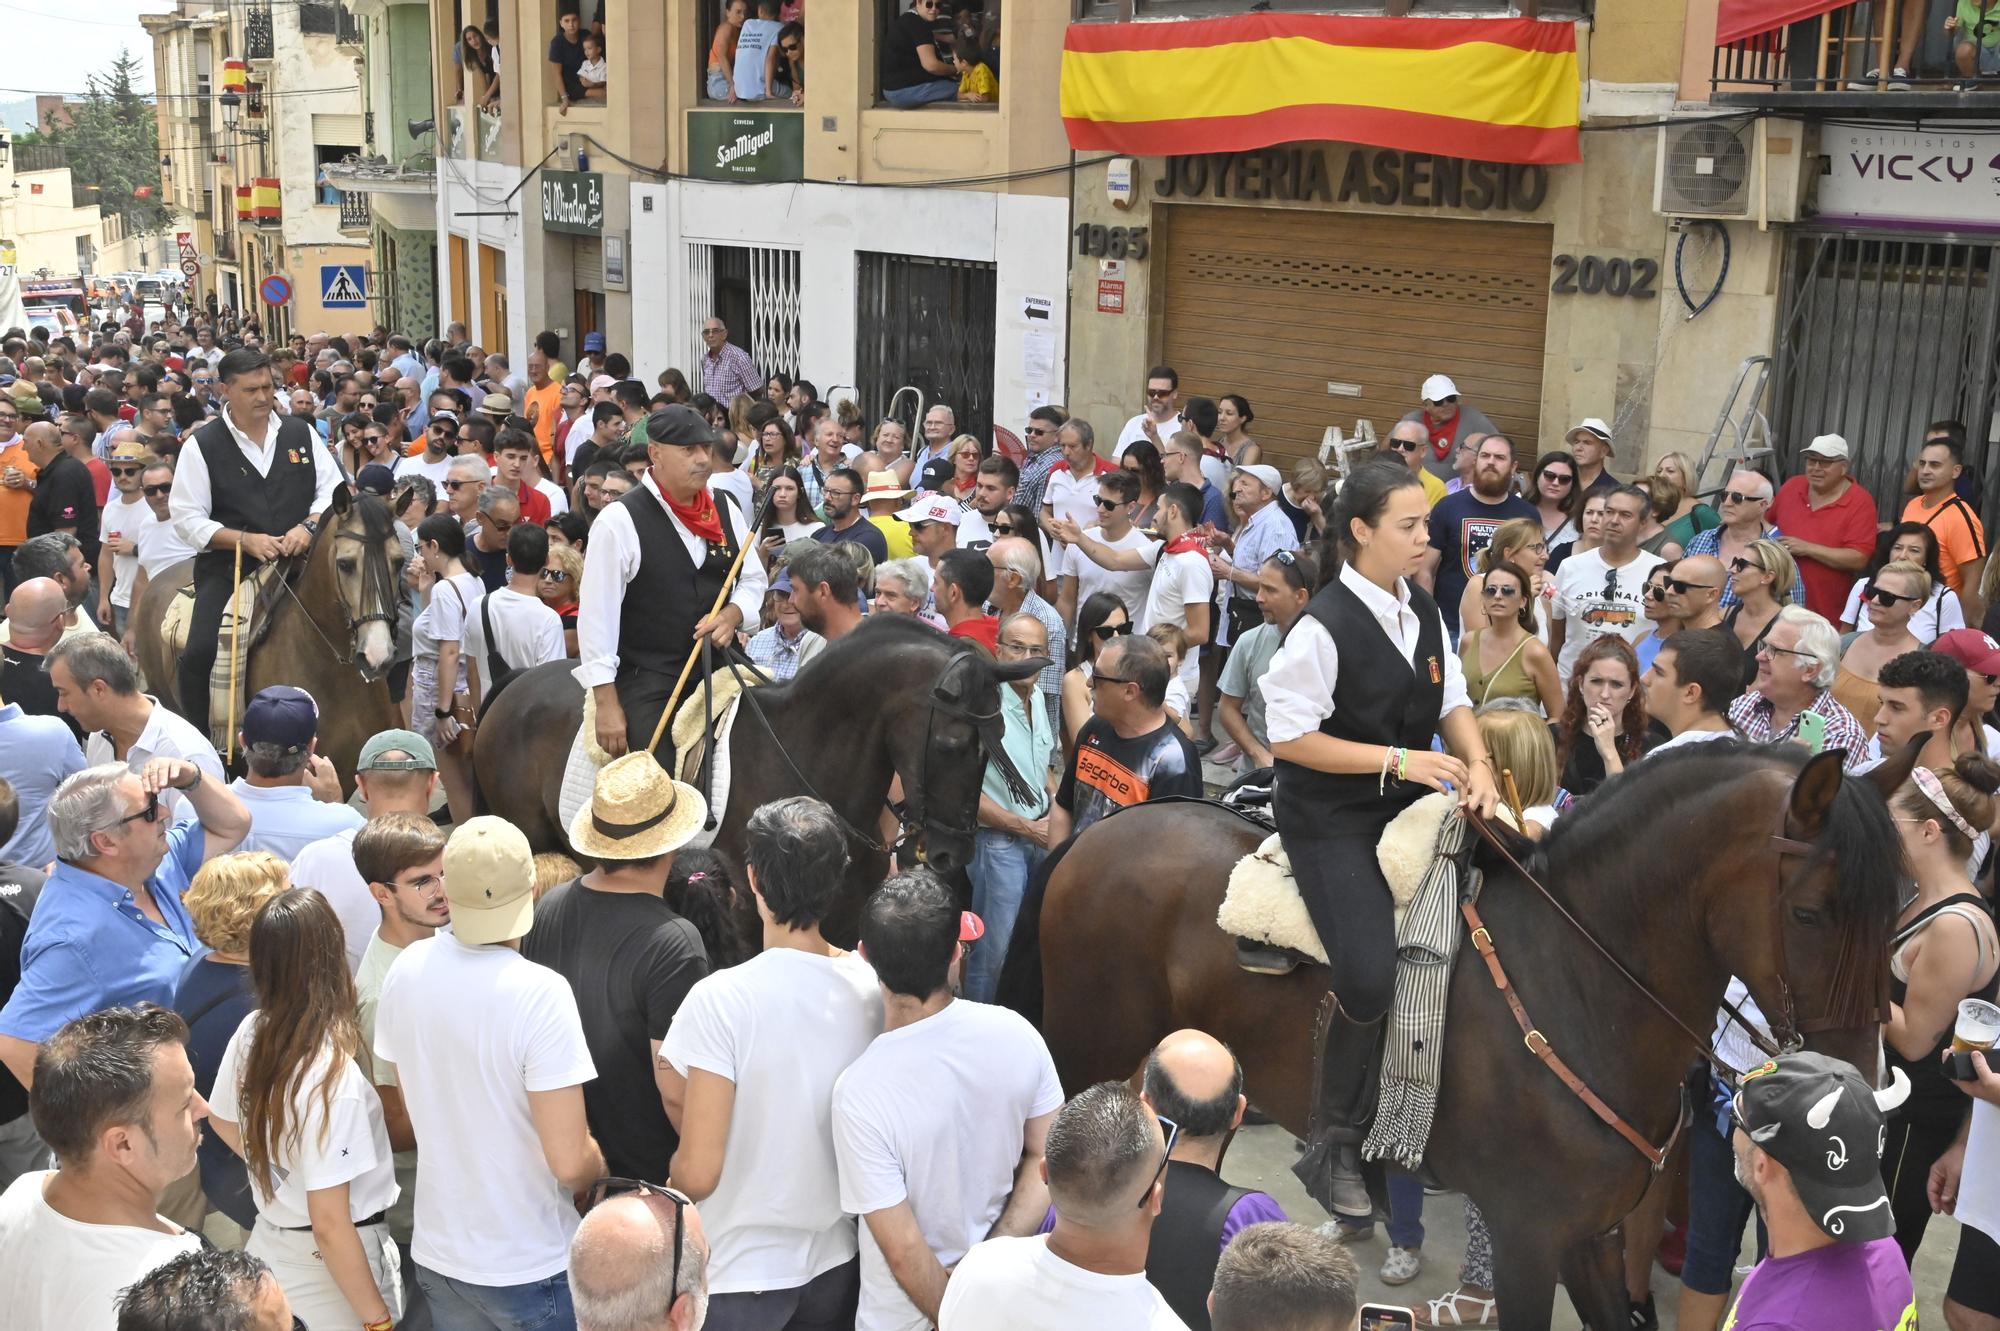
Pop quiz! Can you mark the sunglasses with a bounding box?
[1864,584,1918,607]
[1091,621,1134,641]
[1722,490,1765,505]
[1388,439,1422,454]
[1024,426,1053,438]
[444,479,477,490]
[1539,469,1574,485]
[1145,387,1174,399]
[116,792,164,828]
[1088,672,1135,688]
[584,1178,690,1309]
[110,465,144,477]
[1094,496,1125,511]
[991,522,1017,535]
[1481,583,1520,598]
[143,483,173,497]
[539,568,571,583]
[1644,584,1669,602]
[1666,578,1716,594]
[1138,1115,1181,1207]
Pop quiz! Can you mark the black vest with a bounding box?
[615,486,739,677]
[190,413,320,571]
[1273,575,1447,833]
[1145,1161,1252,1331]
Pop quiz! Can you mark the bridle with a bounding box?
[275,514,399,679]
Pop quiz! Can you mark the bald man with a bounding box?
[1137,1029,1288,1331]
[1379,419,1448,507]
[1,579,83,739]
[569,1192,710,1331]
[1665,554,1727,632]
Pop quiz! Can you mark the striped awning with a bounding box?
[1060,14,1582,166]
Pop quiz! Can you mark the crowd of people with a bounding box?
[0,303,1992,1331]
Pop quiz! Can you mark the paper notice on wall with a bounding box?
[1023,328,1055,393]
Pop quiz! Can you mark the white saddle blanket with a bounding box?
[560,693,743,853]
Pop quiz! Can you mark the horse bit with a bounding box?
[274,525,399,677]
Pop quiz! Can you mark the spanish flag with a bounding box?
[1061,15,1581,166]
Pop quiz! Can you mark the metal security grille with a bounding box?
[1772,232,2000,524]
[1158,204,1551,471]
[855,252,998,445]
[685,243,801,386]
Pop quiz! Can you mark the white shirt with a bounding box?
[1958,1098,2000,1243]
[1550,547,1666,685]
[660,948,883,1294]
[939,1235,1189,1331]
[709,469,754,525]
[1042,465,1105,532]
[1060,527,1155,622]
[574,471,767,690]
[403,453,457,489]
[169,406,344,551]
[229,779,367,863]
[210,1013,398,1229]
[834,1000,1064,1331]
[1260,563,1472,745]
[1138,547,1214,637]
[132,504,199,577]
[85,696,225,823]
[289,828,378,975]
[101,494,150,608]
[1839,579,1965,642]
[462,585,566,674]
[534,477,569,516]
[374,935,597,1285]
[1117,411,1184,452]
[563,415,596,464]
[0,1172,200,1331]
[1649,726,1734,757]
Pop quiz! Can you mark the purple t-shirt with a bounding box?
[1038,1189,1286,1249]
[1722,1237,1914,1331]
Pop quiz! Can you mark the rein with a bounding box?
[273,520,398,675]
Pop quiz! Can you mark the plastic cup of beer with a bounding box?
[1956,998,2000,1053]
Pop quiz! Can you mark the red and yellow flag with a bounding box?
[1061,14,1581,166]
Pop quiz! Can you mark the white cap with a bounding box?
[1421,374,1459,402]
[589,374,617,392]
[1568,418,1613,443]
[895,495,963,526]
[1802,433,1851,461]
[1236,463,1283,494]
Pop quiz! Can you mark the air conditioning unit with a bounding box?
[1653,118,1809,225]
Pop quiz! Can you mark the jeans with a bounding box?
[706,68,732,99]
[883,79,959,108]
[414,1266,575,1331]
[1682,1087,1761,1295]
[1336,1169,1426,1248]
[966,827,1042,1003]
[703,1257,859,1331]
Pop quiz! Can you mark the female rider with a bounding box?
[1260,458,1499,1219]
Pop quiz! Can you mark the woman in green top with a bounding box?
[1655,451,1720,549]
[1459,561,1564,716]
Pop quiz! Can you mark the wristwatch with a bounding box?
[173,767,203,791]
[434,708,452,720]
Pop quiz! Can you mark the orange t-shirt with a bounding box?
[0,441,37,546]
[1902,491,1988,593]
[524,380,562,463]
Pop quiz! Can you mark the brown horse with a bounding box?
[474,614,1047,946]
[1018,741,1911,1331]
[132,485,404,788]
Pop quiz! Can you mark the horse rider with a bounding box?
[576,404,767,760]
[168,346,342,742]
[1256,459,1499,1219]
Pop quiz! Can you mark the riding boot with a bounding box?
[1292,995,1387,1220]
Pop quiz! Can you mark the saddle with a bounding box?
[561,666,756,853]
[159,560,294,749]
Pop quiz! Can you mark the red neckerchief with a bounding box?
[1164,531,1207,557]
[1425,410,1461,461]
[664,484,725,544]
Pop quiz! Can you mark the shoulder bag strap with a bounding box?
[479,586,508,681]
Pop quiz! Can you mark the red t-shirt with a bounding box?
[1767,475,1879,619]
[86,456,111,507]
[514,481,552,526]
[948,615,1000,653]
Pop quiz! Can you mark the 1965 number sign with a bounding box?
[1551,254,1658,299]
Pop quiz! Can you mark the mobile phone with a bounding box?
[1795,709,1828,754]
[1360,1304,1416,1331]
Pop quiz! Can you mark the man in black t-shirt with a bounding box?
[1052,634,1203,844]
[22,422,99,575]
[522,752,709,1183]
[1421,432,1537,640]
[548,10,588,108]
[0,776,48,1189]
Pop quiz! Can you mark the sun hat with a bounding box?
[478,393,514,418]
[443,816,538,946]
[864,470,912,503]
[566,752,708,862]
[1235,463,1282,494]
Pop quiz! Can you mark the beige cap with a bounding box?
[1802,433,1850,461]
[443,816,537,945]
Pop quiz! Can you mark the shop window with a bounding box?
[549,0,607,107]
[698,0,806,106]
[877,1,997,110]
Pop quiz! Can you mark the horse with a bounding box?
[474,614,1046,946]
[132,484,404,789]
[1015,740,1912,1331]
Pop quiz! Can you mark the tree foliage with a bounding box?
[24,50,170,235]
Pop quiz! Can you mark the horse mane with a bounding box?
[1540,739,1903,1025]
[784,613,972,683]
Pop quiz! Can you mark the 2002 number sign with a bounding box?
[1551,254,1658,299]
[1074,224,1150,260]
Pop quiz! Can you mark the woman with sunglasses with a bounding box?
[944,434,982,501]
[1460,561,1562,717]
[1552,635,1664,798]
[1840,522,1965,642]
[1456,518,1551,643]
[209,889,403,1331]
[1833,561,1930,737]
[1633,563,1683,676]
[1654,450,1721,549]
[1528,450,1582,550]
[1063,592,1131,747]
[1119,439,1166,530]
[538,540,584,658]
[1725,538,1796,659]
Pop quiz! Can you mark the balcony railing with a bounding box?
[1713,1,2000,104]
[338,191,372,233]
[245,1,274,61]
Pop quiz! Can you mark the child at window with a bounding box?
[953,43,996,103]
[733,0,783,100]
[577,31,607,99]
[706,0,745,101]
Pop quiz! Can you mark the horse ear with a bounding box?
[1784,749,1849,842]
[329,482,352,515]
[1865,730,1929,804]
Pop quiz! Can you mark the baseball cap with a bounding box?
[583,330,606,353]
[895,495,963,527]
[241,684,319,754]
[443,816,537,946]
[772,566,794,595]
[354,463,396,496]
[1731,1052,1909,1243]
[1420,374,1459,402]
[589,374,617,393]
[430,409,460,426]
[1802,434,1852,461]
[357,728,437,771]
[646,404,719,448]
[1236,463,1282,494]
[1931,628,2000,676]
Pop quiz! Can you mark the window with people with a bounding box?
[703,0,806,105]
[549,0,606,110]
[880,0,998,108]
[453,9,503,112]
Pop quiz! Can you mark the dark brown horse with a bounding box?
[474,615,1046,945]
[1018,741,1911,1331]
[132,485,404,788]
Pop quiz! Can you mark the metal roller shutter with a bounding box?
[573,235,603,292]
[1157,205,1553,471]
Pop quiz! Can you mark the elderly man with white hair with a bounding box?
[570,1185,711,1331]
[1685,469,1807,609]
[1726,605,1869,771]
[911,403,956,478]
[986,537,1066,724]
[872,557,937,624]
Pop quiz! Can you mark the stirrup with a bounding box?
[1235,938,1306,975]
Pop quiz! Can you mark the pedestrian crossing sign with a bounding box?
[320,265,367,309]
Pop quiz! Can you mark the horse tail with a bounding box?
[666,847,754,968]
[993,834,1079,1029]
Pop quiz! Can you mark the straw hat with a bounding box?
[863,470,912,503]
[567,752,708,861]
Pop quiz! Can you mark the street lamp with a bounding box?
[219,88,241,127]
[0,130,10,169]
